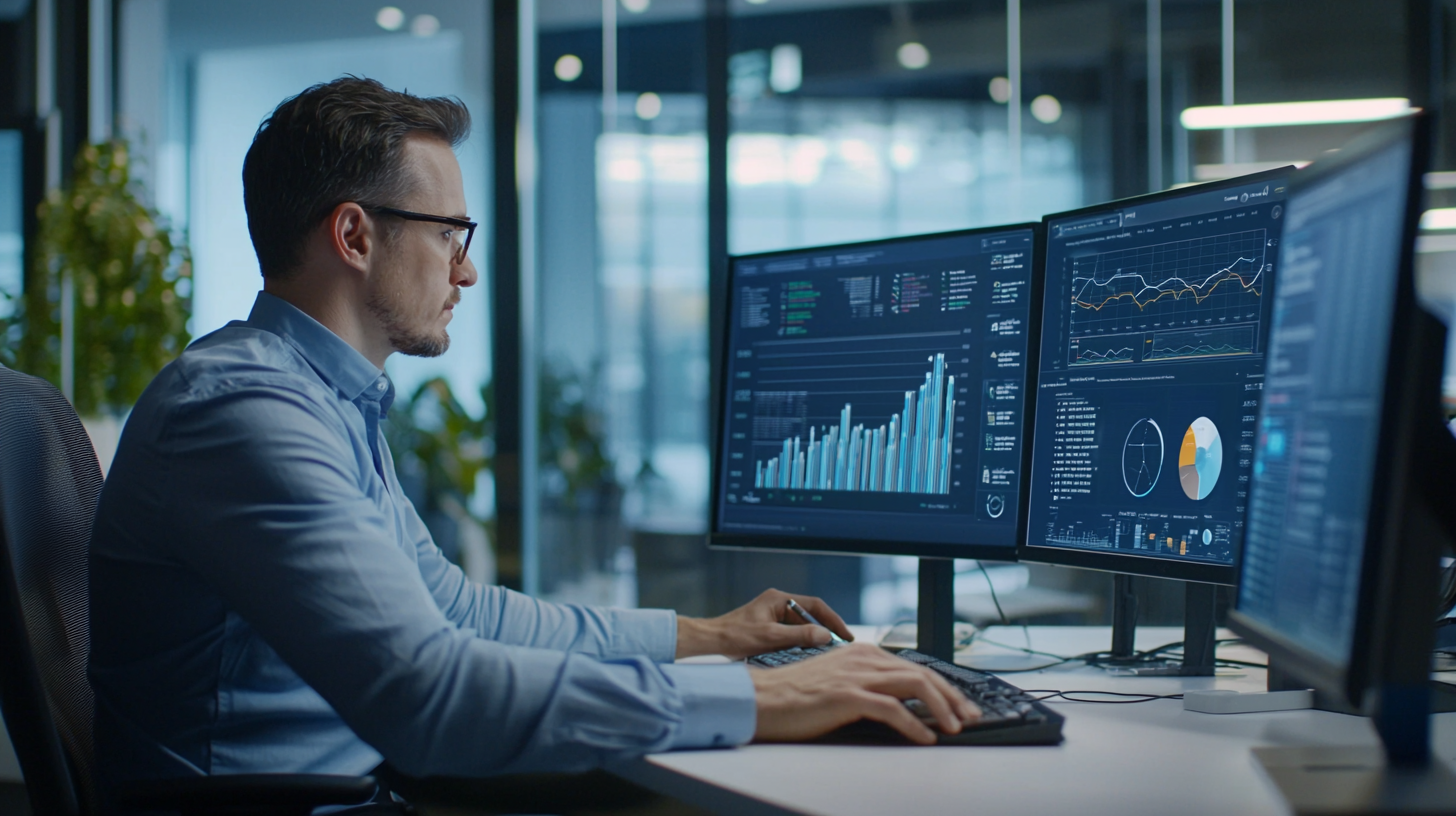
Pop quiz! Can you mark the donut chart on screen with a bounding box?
[1179,417,1223,500]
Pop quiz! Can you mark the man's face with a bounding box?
[365,136,478,358]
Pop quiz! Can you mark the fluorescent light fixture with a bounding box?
[1422,209,1456,231]
[1425,172,1456,190]
[1180,98,1413,130]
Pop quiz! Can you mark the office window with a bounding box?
[728,98,1081,257]
[0,130,20,323]
[536,1,712,608]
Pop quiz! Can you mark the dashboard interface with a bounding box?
[1026,175,1288,567]
[714,228,1036,551]
[1237,141,1413,665]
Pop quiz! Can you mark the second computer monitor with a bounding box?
[711,224,1041,560]
[1021,169,1291,583]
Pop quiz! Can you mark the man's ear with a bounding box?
[327,201,374,274]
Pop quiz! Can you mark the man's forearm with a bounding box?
[676,615,729,659]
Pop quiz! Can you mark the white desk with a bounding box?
[616,626,1456,816]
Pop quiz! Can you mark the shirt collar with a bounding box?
[244,292,395,413]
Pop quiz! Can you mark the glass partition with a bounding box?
[0,130,20,324]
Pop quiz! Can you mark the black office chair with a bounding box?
[0,363,380,815]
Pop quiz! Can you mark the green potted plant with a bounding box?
[537,359,625,603]
[384,377,497,584]
[1,138,192,467]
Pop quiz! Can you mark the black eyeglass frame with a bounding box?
[367,205,477,264]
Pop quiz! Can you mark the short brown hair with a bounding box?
[242,76,471,280]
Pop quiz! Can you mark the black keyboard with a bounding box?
[748,646,1064,746]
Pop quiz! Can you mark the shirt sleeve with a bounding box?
[158,384,755,776]
[398,483,680,663]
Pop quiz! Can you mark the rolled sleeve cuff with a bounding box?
[661,663,757,750]
[605,607,679,663]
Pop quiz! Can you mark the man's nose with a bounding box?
[454,254,479,288]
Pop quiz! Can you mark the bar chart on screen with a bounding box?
[753,351,958,494]
[717,226,1034,547]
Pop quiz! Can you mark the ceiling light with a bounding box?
[622,0,650,12]
[746,0,770,4]
[636,92,662,120]
[376,6,405,31]
[897,42,930,70]
[769,44,801,94]
[890,143,918,171]
[410,13,440,37]
[1030,95,1062,124]
[989,77,1011,104]
[1180,98,1414,130]
[555,54,583,82]
[1422,209,1456,231]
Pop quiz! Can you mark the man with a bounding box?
[89,77,975,795]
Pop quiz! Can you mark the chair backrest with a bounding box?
[0,364,103,815]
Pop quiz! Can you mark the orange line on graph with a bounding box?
[1073,272,1260,312]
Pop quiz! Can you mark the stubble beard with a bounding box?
[366,275,456,359]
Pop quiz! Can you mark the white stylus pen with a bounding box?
[786,598,848,644]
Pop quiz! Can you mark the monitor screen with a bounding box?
[712,226,1038,556]
[1235,137,1415,667]
[1023,172,1289,579]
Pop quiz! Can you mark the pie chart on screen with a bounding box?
[1179,417,1223,500]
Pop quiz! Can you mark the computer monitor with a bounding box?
[1019,168,1292,672]
[1231,115,1456,775]
[711,224,1043,658]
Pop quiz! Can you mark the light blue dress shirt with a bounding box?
[88,292,755,794]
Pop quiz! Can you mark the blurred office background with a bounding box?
[1,0,1454,646]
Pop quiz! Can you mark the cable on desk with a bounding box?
[1020,689,1185,704]
[968,638,1080,672]
[982,637,1266,673]
[977,561,1010,627]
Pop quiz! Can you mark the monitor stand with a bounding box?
[916,558,956,662]
[1102,574,1217,676]
[1252,744,1456,816]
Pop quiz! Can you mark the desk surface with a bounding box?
[617,626,1456,816]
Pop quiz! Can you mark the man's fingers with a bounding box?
[874,668,964,734]
[788,624,832,647]
[914,664,979,723]
[857,691,938,745]
[793,595,854,641]
[842,650,975,730]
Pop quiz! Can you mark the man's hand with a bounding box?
[750,643,981,744]
[676,589,854,660]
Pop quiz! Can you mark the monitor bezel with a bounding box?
[1227,114,1433,703]
[709,222,1046,561]
[1016,166,1295,586]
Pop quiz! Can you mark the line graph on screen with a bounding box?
[1066,229,1268,365]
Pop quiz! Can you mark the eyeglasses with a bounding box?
[368,206,477,265]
